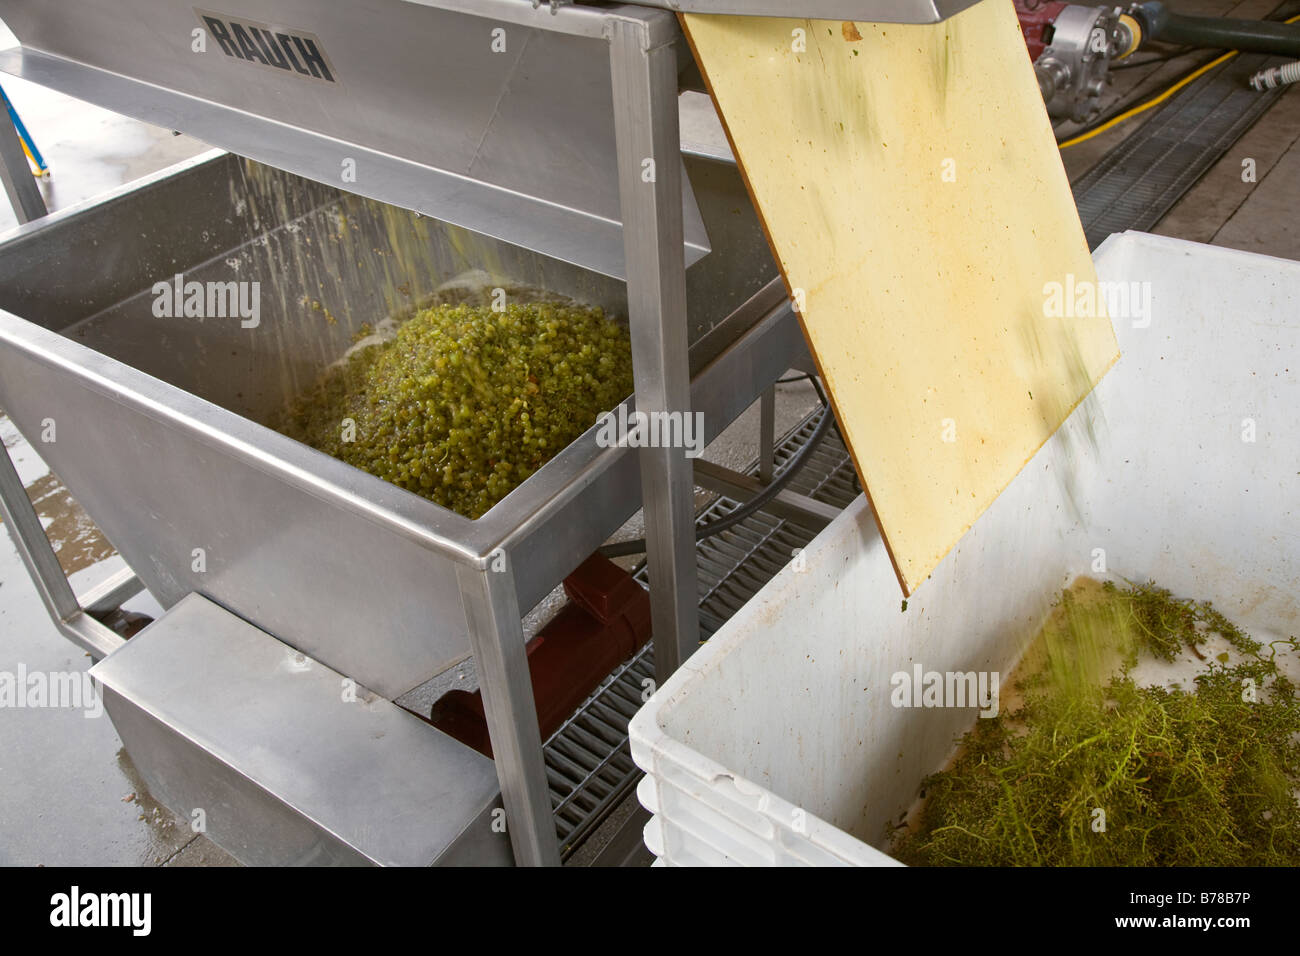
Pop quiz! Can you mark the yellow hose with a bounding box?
[1059,13,1300,149]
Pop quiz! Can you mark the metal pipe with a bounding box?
[0,101,45,222]
[1250,59,1300,90]
[1134,2,1300,57]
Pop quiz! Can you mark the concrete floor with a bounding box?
[1,3,1299,866]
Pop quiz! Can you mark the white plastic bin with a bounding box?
[628,232,1300,866]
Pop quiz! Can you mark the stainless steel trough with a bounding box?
[0,146,787,695]
[0,145,800,863]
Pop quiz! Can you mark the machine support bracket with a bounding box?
[456,564,562,866]
[0,441,122,658]
[609,17,701,684]
[0,101,45,223]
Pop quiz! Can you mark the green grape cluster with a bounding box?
[279,301,634,519]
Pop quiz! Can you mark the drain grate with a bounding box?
[689,410,858,638]
[546,407,860,857]
[1072,42,1297,249]
[546,648,655,852]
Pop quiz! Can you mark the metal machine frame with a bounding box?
[0,0,977,865]
[0,1,750,866]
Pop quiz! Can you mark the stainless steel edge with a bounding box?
[0,147,228,245]
[399,0,661,39]
[77,567,145,616]
[620,0,982,22]
[406,0,982,24]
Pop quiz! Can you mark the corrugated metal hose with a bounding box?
[1250,59,1300,89]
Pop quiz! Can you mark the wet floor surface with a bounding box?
[0,501,237,866]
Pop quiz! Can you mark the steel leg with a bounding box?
[455,564,560,866]
[78,566,145,616]
[0,106,45,223]
[758,385,776,484]
[0,440,121,658]
[609,19,700,682]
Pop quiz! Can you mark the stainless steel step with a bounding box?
[91,593,512,866]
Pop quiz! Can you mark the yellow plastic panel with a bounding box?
[683,1,1119,594]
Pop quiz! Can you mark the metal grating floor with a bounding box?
[546,406,860,857]
[1071,39,1297,250]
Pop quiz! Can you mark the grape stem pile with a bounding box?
[892,581,1300,866]
[278,301,634,519]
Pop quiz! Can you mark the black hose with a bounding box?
[1134,2,1300,57]
[600,377,837,559]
